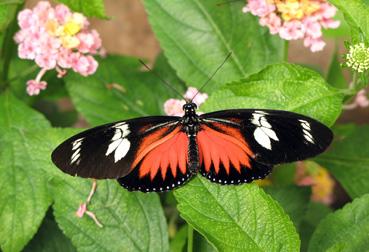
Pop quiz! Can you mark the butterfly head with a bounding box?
[183,102,197,115]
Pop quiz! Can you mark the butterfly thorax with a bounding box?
[182,102,200,173]
[182,102,200,136]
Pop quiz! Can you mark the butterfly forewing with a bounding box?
[200,109,333,166]
[52,116,181,179]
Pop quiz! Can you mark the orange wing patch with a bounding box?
[132,126,188,180]
[197,124,254,174]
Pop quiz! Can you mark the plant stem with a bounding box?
[284,40,289,62]
[349,72,358,90]
[187,225,193,252]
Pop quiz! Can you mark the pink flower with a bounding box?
[77,30,102,54]
[14,1,103,96]
[279,21,305,40]
[164,99,186,116]
[303,17,322,39]
[356,90,369,107]
[26,79,47,96]
[72,54,98,76]
[35,53,57,69]
[184,87,208,107]
[243,0,275,16]
[55,4,71,24]
[18,41,37,59]
[304,37,326,52]
[164,87,208,116]
[17,9,34,29]
[260,13,282,35]
[243,0,340,52]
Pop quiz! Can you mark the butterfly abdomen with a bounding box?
[188,134,199,174]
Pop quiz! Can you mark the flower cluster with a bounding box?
[164,87,208,116]
[345,43,369,73]
[14,1,102,96]
[243,0,340,52]
[295,161,334,204]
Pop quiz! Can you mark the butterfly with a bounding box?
[51,102,333,192]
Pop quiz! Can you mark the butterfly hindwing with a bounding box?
[196,118,273,184]
[201,109,333,165]
[118,122,194,192]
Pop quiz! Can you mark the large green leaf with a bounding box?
[144,0,284,92]
[56,0,107,18]
[316,125,369,199]
[300,203,332,252]
[0,92,52,252]
[308,194,369,252]
[66,55,178,126]
[24,211,76,252]
[328,0,369,43]
[202,63,343,126]
[174,177,300,252]
[51,177,169,252]
[264,185,311,230]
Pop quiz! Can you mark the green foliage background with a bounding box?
[0,0,369,251]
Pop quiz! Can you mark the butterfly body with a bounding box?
[52,102,333,193]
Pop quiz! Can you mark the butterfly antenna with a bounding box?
[191,51,232,102]
[216,0,243,7]
[139,59,186,100]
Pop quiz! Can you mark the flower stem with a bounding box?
[349,72,358,90]
[187,225,193,252]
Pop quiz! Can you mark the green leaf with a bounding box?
[202,63,343,126]
[144,0,284,92]
[51,177,169,252]
[326,52,347,89]
[193,230,217,252]
[174,177,300,252]
[24,211,76,252]
[270,164,297,186]
[55,0,107,18]
[153,53,187,95]
[300,203,332,252]
[328,0,369,43]
[316,125,369,199]
[66,55,177,125]
[0,92,52,252]
[170,225,188,252]
[264,185,311,230]
[0,1,19,32]
[308,194,369,252]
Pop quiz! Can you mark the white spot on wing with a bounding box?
[252,112,279,150]
[106,122,131,163]
[254,128,272,150]
[299,119,315,144]
[70,138,84,164]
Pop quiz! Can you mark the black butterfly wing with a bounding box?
[52,116,180,179]
[197,109,333,184]
[52,116,195,192]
